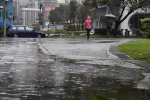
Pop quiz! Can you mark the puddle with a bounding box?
[0,38,149,100]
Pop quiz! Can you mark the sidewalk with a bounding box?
[39,38,144,68]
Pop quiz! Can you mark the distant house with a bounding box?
[91,1,150,36]
[0,0,13,27]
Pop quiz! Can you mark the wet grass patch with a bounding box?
[61,34,107,38]
[60,34,126,38]
[119,39,150,64]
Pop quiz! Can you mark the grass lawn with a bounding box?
[119,39,150,64]
[61,34,124,38]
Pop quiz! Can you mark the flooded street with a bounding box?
[0,38,149,100]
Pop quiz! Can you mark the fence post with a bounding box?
[59,33,62,37]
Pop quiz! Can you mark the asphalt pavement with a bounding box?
[39,38,143,68]
[0,38,149,100]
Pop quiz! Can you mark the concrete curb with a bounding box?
[109,46,150,69]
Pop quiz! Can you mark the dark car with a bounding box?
[6,25,45,38]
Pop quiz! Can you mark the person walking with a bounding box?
[105,17,113,39]
[84,16,92,40]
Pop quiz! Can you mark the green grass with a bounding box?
[119,39,150,64]
[61,34,107,38]
[61,34,125,38]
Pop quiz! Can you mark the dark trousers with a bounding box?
[106,27,111,38]
[86,29,91,40]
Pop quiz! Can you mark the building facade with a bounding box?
[16,0,57,27]
[0,0,13,27]
[21,8,40,27]
[41,0,57,25]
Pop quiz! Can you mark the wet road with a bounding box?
[0,38,150,100]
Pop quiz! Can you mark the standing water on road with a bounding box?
[0,38,149,100]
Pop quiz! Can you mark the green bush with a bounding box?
[140,18,150,38]
[63,31,86,35]
[44,30,86,35]
[0,26,4,37]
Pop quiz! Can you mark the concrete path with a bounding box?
[39,38,143,68]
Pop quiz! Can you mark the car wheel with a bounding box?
[37,34,42,38]
[13,34,19,38]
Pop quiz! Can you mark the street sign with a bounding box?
[38,13,42,17]
[32,25,37,28]
[20,18,22,20]
[6,12,13,18]
[9,12,13,16]
[2,12,5,17]
[39,17,42,20]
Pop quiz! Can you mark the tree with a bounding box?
[83,0,150,36]
[49,10,62,24]
[49,5,66,24]
[69,0,78,26]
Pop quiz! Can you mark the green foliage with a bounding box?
[49,5,66,24]
[61,33,107,38]
[0,26,4,37]
[44,30,87,35]
[140,18,150,38]
[49,10,62,24]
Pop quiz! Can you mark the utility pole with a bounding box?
[39,3,43,31]
[3,0,6,37]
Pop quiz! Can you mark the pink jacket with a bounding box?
[84,16,92,29]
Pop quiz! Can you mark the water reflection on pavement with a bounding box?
[0,38,149,100]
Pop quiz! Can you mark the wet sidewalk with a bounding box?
[39,38,142,68]
[0,38,149,100]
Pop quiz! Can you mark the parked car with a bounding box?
[6,25,45,38]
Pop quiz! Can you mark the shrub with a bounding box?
[0,26,4,37]
[140,18,150,38]
[44,30,86,35]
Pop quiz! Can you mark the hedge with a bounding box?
[140,18,150,38]
[44,30,86,35]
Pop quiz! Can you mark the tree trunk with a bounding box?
[114,21,120,37]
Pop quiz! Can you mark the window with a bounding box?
[17,27,25,30]
[129,13,150,31]
[12,27,17,30]
[25,27,33,31]
[129,13,150,35]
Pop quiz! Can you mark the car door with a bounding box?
[25,26,37,37]
[17,27,26,37]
